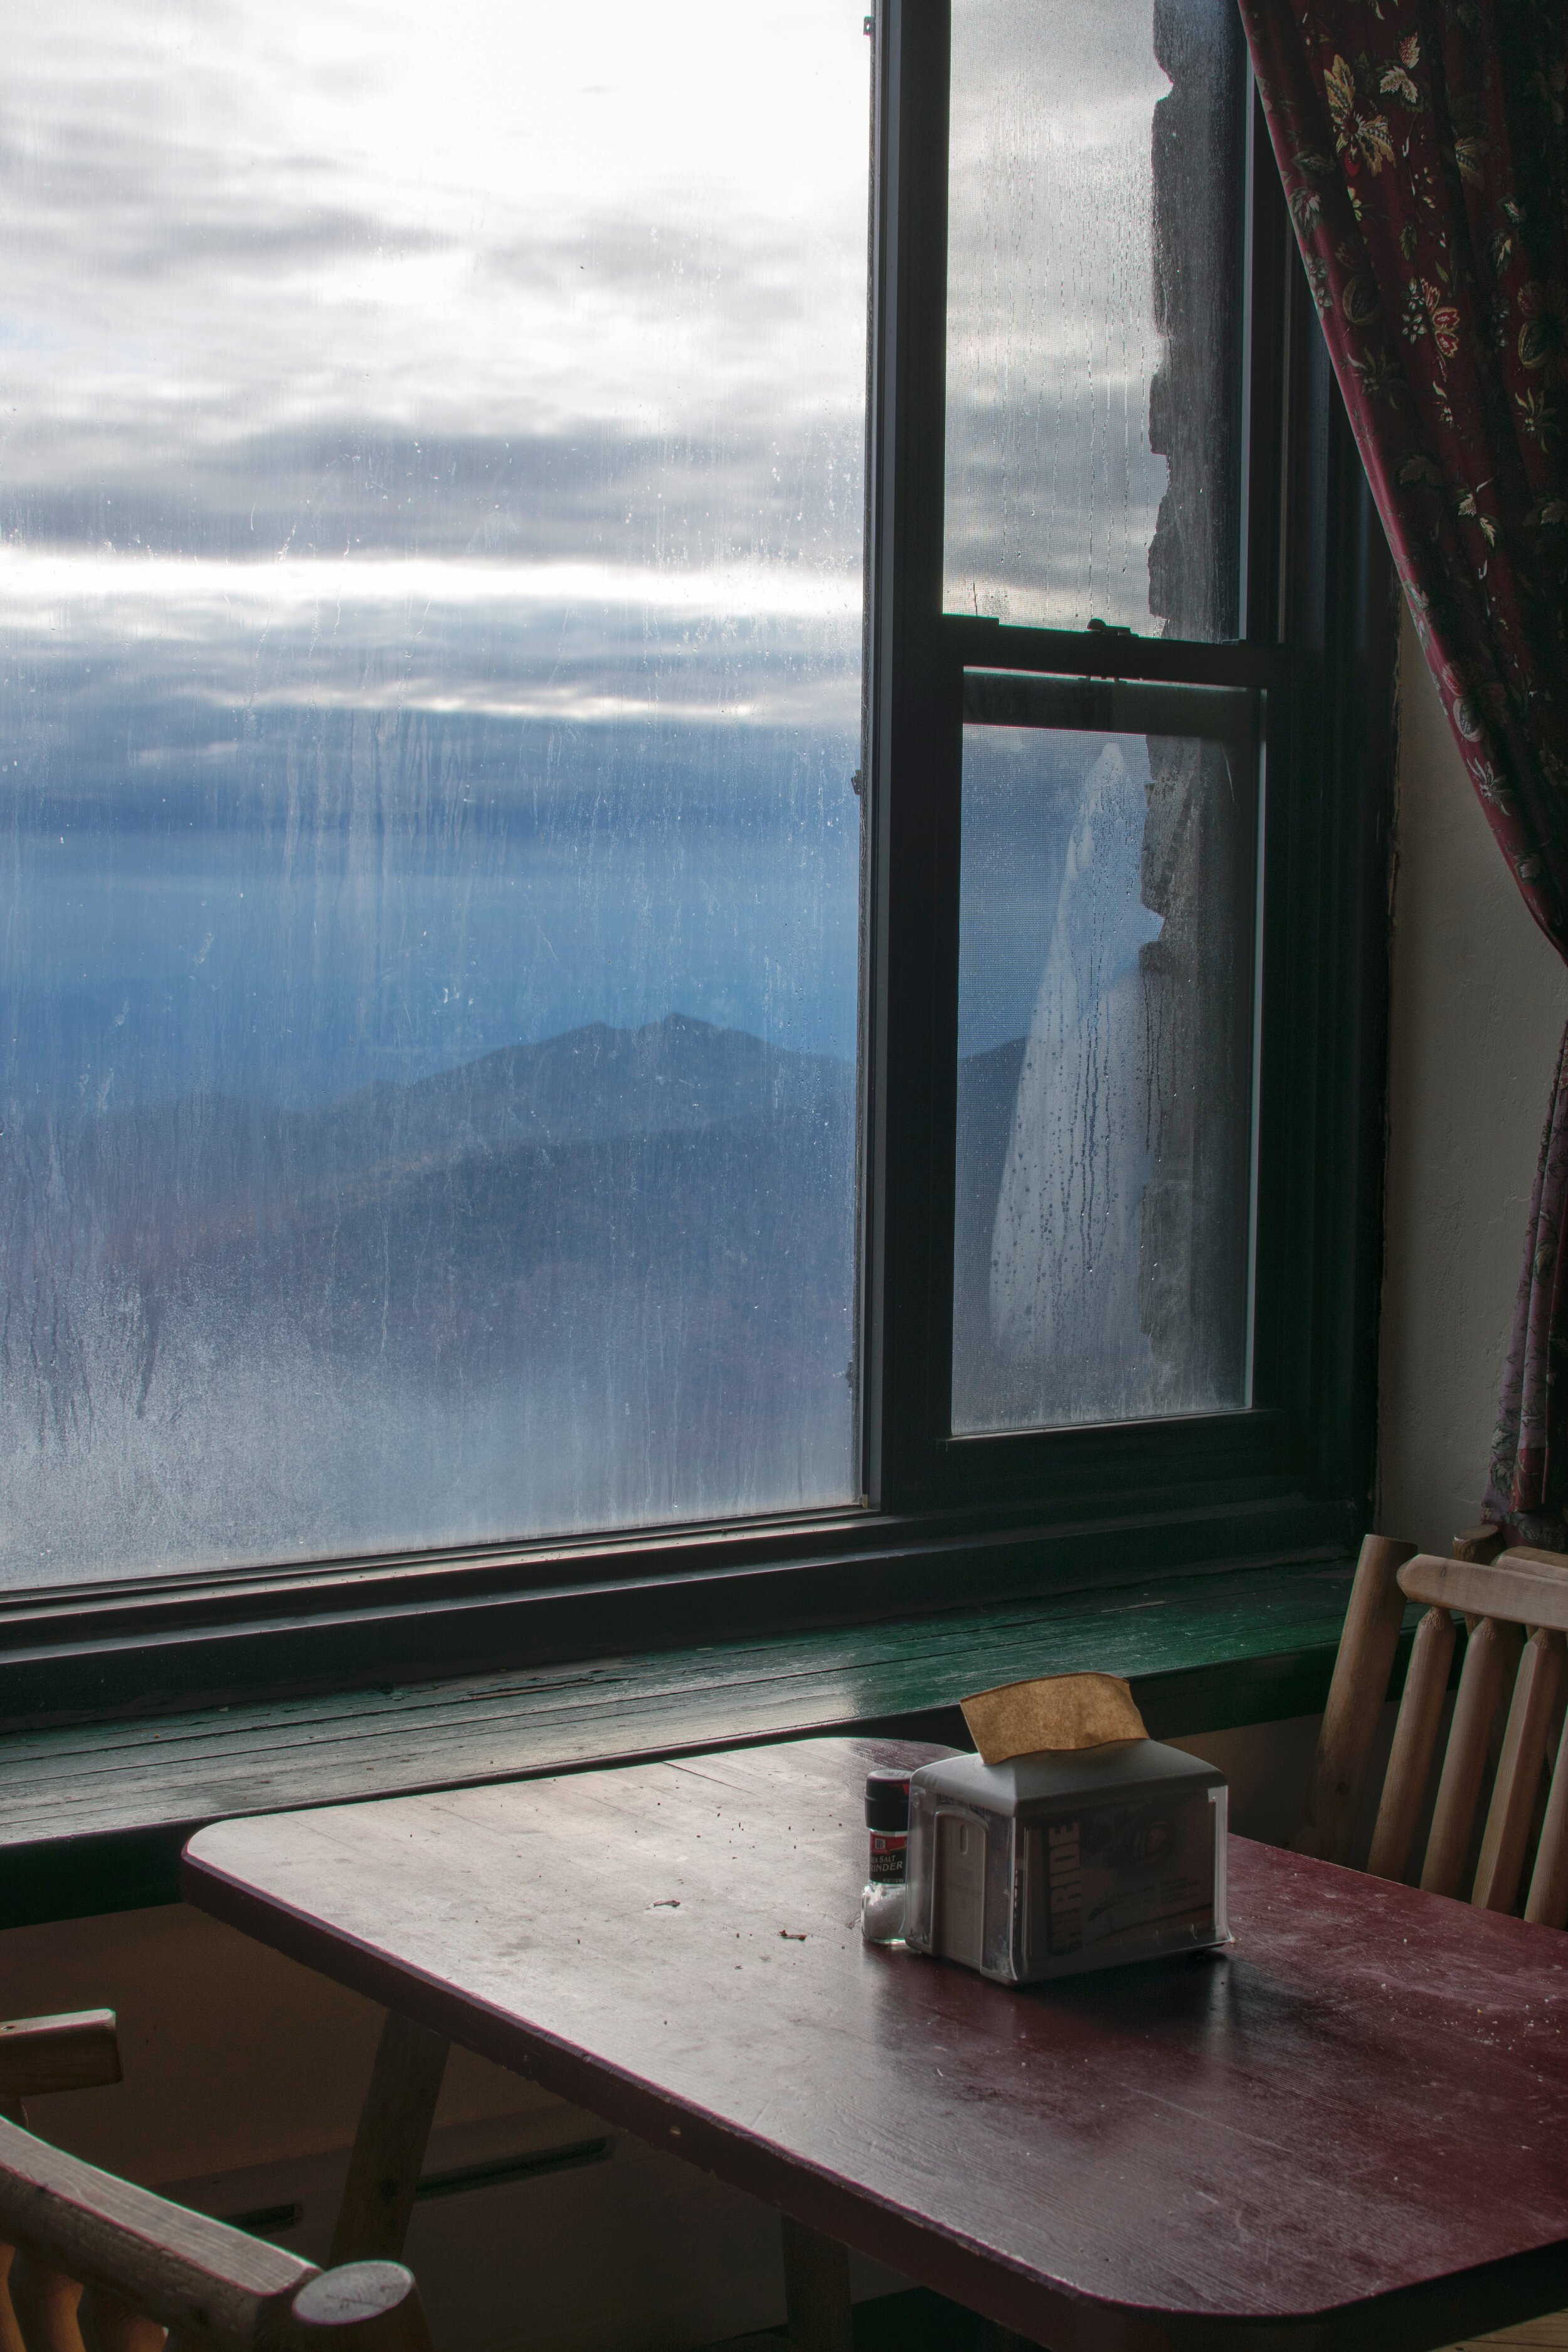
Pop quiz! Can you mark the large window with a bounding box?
[861,0,1389,1535]
[0,0,1392,1681]
[3,0,866,1584]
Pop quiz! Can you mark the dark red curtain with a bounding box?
[1236,0,1568,1542]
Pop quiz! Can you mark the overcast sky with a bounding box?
[0,0,1204,720]
[0,0,877,1130]
[944,0,1174,632]
[4,0,869,487]
[0,0,1210,1114]
[2,0,870,725]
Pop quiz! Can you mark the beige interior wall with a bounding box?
[1377,606,1568,1552]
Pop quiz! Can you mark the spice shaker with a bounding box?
[860,1767,911,1943]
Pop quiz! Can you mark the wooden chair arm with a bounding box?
[0,2119,433,2352]
[0,2115,309,2351]
[288,2264,433,2352]
[0,2020,120,2104]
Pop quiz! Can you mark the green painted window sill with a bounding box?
[0,1556,1380,1928]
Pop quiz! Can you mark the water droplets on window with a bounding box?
[0,0,867,1586]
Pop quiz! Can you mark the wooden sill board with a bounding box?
[0,1555,1383,1927]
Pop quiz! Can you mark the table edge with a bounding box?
[182,1783,1568,2352]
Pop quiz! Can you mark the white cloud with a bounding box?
[0,550,861,623]
[1,0,871,741]
[943,0,1175,632]
[2,0,871,453]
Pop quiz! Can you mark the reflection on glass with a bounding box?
[0,0,867,1586]
[953,677,1258,1433]
[943,0,1247,637]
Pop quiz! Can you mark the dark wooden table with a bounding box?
[183,1736,1568,2352]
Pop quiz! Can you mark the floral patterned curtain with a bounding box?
[1236,1,1568,1544]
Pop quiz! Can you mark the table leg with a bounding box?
[329,2010,450,2264]
[780,2215,854,2352]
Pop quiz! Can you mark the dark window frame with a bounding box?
[0,0,1396,1731]
[863,0,1391,1518]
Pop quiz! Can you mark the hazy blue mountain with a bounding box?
[340,1011,851,1159]
[0,1013,1051,1582]
[4,1010,844,1239]
[0,1017,858,1581]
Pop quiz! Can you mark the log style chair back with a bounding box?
[0,2011,433,2352]
[1295,1530,1568,1920]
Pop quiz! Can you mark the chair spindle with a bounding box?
[1367,1606,1455,1882]
[1293,1535,1416,1863]
[1421,1615,1523,1897]
[7,2253,86,2352]
[1473,1628,1567,1912]
[1526,1710,1568,1928]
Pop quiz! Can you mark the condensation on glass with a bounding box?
[952,675,1259,1434]
[0,1,867,1586]
[943,0,1248,637]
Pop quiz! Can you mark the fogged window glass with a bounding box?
[943,0,1247,637]
[1,1,866,1586]
[953,677,1258,1433]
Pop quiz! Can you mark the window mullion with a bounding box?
[862,0,955,1512]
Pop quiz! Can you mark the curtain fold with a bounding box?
[1235,0,1568,1541]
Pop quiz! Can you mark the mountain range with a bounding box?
[0,1015,871,1578]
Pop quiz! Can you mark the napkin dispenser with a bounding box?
[903,1674,1229,1984]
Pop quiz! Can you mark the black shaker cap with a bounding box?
[865,1768,911,1830]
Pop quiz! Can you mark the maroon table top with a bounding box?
[183,1736,1568,2352]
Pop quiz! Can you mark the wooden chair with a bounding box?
[1295,1528,1568,1914]
[1296,1530,1568,2352]
[0,2009,433,2352]
[0,2013,125,2124]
